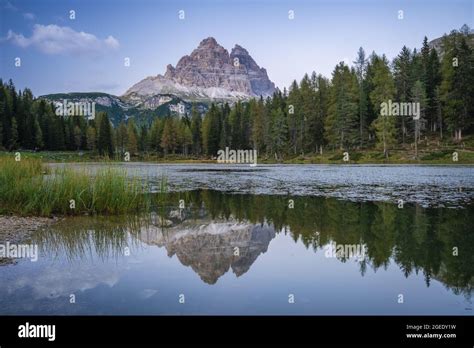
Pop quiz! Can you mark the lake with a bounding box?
[0,164,473,315]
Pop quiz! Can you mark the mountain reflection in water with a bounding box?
[30,190,473,300]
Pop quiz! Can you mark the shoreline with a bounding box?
[0,216,60,265]
[2,150,474,165]
[46,161,474,166]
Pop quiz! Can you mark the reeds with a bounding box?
[0,158,156,216]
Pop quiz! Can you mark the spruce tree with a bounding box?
[270,108,288,160]
[190,104,202,155]
[353,47,369,147]
[127,119,138,155]
[411,80,427,158]
[10,117,18,150]
[393,46,413,144]
[326,62,359,150]
[97,112,113,157]
[161,117,177,155]
[370,56,396,158]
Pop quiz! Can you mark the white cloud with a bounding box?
[6,24,120,55]
[23,12,35,20]
[104,35,120,49]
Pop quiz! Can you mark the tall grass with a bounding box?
[0,158,157,216]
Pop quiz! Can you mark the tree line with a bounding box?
[0,26,473,159]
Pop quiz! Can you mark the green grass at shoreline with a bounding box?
[1,149,473,165]
[0,157,161,216]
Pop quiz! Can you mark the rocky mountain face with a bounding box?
[40,92,207,126]
[40,38,275,125]
[428,25,474,58]
[123,37,276,104]
[138,215,276,284]
[429,33,474,57]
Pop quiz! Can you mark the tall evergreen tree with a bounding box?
[325,62,359,150]
[10,117,18,150]
[97,112,114,157]
[190,105,202,155]
[370,55,397,158]
[127,119,138,155]
[161,117,177,155]
[354,47,369,147]
[270,108,288,160]
[287,80,301,154]
[411,80,427,158]
[393,46,413,144]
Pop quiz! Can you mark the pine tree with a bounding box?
[354,47,369,147]
[393,46,413,144]
[219,104,230,149]
[411,80,427,158]
[229,102,242,149]
[34,117,44,149]
[370,55,397,158]
[97,112,113,157]
[161,117,177,155]
[241,102,251,149]
[10,117,18,150]
[190,104,202,155]
[420,36,442,133]
[456,36,474,138]
[202,104,221,155]
[326,62,359,150]
[86,127,96,151]
[287,80,301,154]
[127,120,138,155]
[73,125,81,150]
[270,108,288,160]
[252,97,266,154]
[426,49,441,132]
[182,124,193,155]
[149,118,163,153]
[116,122,128,154]
[439,32,474,141]
[299,73,316,154]
[139,125,148,153]
[315,74,330,153]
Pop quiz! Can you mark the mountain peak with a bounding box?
[123,37,276,103]
[231,44,248,54]
[199,37,219,47]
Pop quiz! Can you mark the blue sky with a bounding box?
[0,0,472,96]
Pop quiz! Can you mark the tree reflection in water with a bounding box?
[33,190,473,299]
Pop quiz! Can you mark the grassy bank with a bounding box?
[0,157,157,216]
[280,149,474,164]
[1,133,474,164]
[1,148,473,164]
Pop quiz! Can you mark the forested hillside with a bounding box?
[1,27,473,160]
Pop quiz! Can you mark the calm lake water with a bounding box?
[0,164,473,315]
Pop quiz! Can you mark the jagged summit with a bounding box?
[123,37,275,104]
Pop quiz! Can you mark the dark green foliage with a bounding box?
[1,26,473,157]
[97,112,114,157]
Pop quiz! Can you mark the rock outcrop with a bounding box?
[123,37,275,104]
[138,218,276,284]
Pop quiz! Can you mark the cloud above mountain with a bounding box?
[6,24,119,55]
